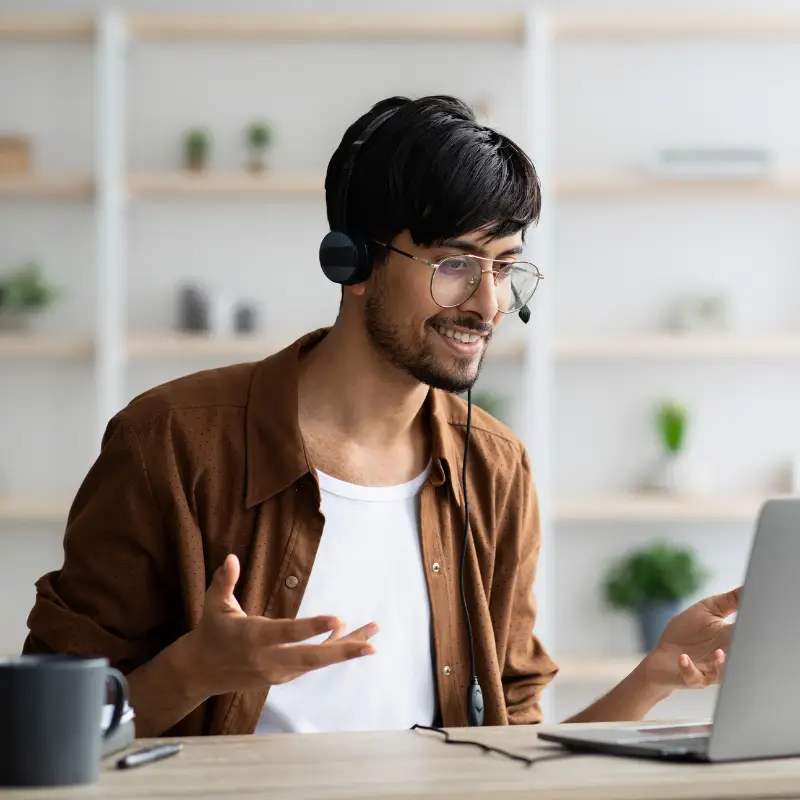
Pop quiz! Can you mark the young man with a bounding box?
[24,95,735,738]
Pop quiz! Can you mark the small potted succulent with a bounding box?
[648,398,692,493]
[244,120,273,172]
[0,262,59,331]
[183,128,212,172]
[602,541,710,652]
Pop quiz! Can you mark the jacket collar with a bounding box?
[245,328,463,509]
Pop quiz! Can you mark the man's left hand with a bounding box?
[642,587,741,691]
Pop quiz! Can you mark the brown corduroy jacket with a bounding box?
[23,329,558,736]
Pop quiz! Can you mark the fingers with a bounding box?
[209,554,243,613]
[326,621,380,643]
[712,649,726,682]
[679,650,727,689]
[259,615,342,645]
[706,586,742,618]
[337,622,380,644]
[678,654,707,689]
[282,640,376,674]
[325,620,346,643]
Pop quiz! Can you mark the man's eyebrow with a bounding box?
[437,238,524,258]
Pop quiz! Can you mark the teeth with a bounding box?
[435,325,480,344]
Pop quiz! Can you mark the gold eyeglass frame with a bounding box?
[372,240,544,313]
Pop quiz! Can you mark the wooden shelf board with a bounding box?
[555,334,800,360]
[128,334,526,361]
[127,172,324,200]
[0,174,94,200]
[0,334,93,361]
[127,13,524,42]
[127,173,800,202]
[556,174,800,197]
[0,15,94,41]
[0,495,70,523]
[554,493,777,522]
[555,656,642,684]
[553,13,800,39]
[127,334,290,360]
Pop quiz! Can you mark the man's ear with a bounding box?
[346,282,368,298]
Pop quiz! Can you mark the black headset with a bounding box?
[319,107,402,287]
[318,107,539,728]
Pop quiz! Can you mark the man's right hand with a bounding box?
[187,554,378,697]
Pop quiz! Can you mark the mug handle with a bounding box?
[103,667,129,740]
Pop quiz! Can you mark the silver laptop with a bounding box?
[539,498,800,763]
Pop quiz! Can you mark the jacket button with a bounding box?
[443,665,451,676]
[431,562,441,573]
[285,575,299,589]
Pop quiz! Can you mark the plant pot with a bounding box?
[636,600,681,652]
[0,309,31,332]
[247,152,268,173]
[185,156,207,173]
[648,451,694,493]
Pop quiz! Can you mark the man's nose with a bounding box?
[458,268,499,323]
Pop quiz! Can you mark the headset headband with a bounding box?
[335,106,402,233]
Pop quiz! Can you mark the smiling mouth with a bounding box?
[431,322,489,355]
[432,323,487,344]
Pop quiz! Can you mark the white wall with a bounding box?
[3,0,798,724]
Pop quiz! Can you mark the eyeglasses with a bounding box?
[373,241,543,315]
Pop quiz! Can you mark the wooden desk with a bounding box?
[5,723,800,799]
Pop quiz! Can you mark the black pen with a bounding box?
[116,743,183,770]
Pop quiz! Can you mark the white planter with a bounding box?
[648,451,695,494]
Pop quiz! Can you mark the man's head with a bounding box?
[324,95,541,393]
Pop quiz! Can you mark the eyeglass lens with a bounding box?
[430,256,539,313]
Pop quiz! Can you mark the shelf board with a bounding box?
[0,174,94,201]
[555,334,800,360]
[127,172,324,200]
[555,656,641,685]
[0,15,94,41]
[553,13,800,39]
[0,495,70,524]
[128,333,526,361]
[0,334,93,361]
[554,493,777,523]
[127,13,524,42]
[127,334,290,360]
[555,174,800,198]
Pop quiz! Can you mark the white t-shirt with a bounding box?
[255,463,436,734]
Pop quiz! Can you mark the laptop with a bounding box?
[539,497,800,763]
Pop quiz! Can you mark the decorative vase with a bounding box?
[636,600,680,652]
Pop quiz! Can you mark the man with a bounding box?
[24,95,735,738]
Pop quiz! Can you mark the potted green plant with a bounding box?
[183,128,212,172]
[602,541,710,652]
[0,262,59,331]
[648,398,692,493]
[244,120,273,172]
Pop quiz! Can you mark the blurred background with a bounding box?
[2,0,800,723]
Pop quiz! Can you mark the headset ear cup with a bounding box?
[319,230,373,286]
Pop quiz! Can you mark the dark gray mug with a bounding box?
[0,654,128,787]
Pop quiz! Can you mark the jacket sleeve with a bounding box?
[499,447,559,724]
[23,415,178,674]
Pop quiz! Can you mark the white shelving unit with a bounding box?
[4,9,800,704]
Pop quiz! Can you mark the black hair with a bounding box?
[325,95,541,261]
